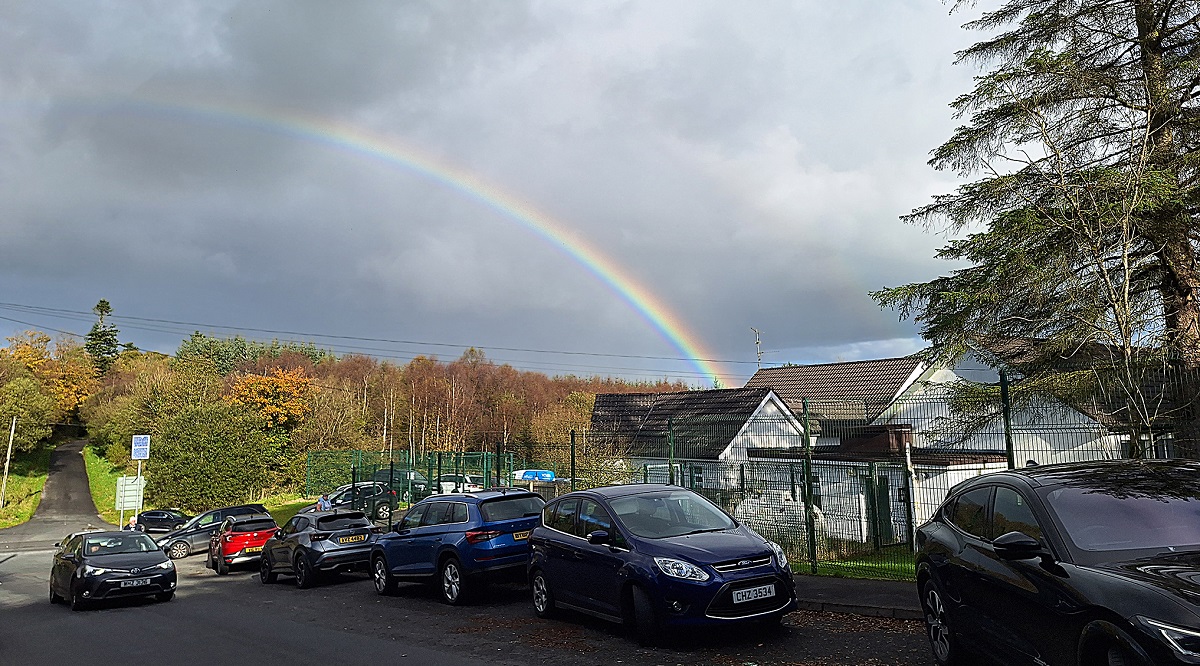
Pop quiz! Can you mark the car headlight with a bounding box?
[654,557,710,581]
[767,541,788,569]
[82,564,107,576]
[1140,617,1200,657]
[154,560,175,570]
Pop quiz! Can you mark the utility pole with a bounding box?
[0,416,15,509]
[751,328,763,369]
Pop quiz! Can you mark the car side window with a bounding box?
[401,504,427,529]
[294,517,310,532]
[280,516,302,535]
[578,499,625,546]
[197,512,219,527]
[548,499,579,535]
[992,487,1044,543]
[421,502,449,526]
[947,486,992,539]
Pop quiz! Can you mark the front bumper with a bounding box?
[652,569,797,628]
[79,569,177,600]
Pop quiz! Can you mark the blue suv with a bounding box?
[370,489,545,604]
[529,484,797,644]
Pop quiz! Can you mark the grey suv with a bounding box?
[157,503,268,559]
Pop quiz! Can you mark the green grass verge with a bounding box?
[83,444,125,526]
[0,445,53,529]
[261,493,312,525]
[792,545,916,582]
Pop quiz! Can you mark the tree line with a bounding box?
[0,306,687,510]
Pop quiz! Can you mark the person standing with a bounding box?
[316,493,332,511]
[123,516,145,531]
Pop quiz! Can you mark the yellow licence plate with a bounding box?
[338,534,366,544]
[243,546,262,553]
[513,530,531,541]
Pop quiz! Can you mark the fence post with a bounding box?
[643,464,648,484]
[305,452,312,497]
[868,462,882,552]
[570,430,577,492]
[738,464,745,494]
[904,443,917,553]
[802,398,818,575]
[789,463,797,502]
[1000,368,1016,469]
[668,418,676,485]
[496,440,503,488]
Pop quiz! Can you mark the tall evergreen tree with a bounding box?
[84,299,120,374]
[873,0,1200,453]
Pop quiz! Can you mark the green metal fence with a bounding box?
[305,367,1200,581]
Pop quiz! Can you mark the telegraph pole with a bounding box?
[751,328,763,369]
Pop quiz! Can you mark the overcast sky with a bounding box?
[0,0,989,387]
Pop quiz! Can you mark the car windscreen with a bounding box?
[1043,485,1200,552]
[316,515,371,530]
[610,490,735,539]
[232,519,276,533]
[84,534,160,555]
[479,495,545,521]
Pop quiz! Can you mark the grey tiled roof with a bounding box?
[744,357,924,422]
[590,387,783,459]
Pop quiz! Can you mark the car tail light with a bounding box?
[223,535,234,542]
[310,532,329,541]
[465,530,502,544]
[370,526,383,534]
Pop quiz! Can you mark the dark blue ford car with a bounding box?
[371,489,545,604]
[529,484,797,643]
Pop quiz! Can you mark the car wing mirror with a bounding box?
[586,530,610,546]
[993,531,1046,560]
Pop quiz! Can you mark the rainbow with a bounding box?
[104,97,731,386]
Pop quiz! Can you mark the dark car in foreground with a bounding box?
[50,530,177,610]
[207,514,278,574]
[529,484,796,644]
[259,510,377,588]
[157,503,269,559]
[135,509,191,533]
[371,489,545,604]
[916,459,1200,666]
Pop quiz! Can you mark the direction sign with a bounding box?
[115,475,146,511]
[131,434,150,460]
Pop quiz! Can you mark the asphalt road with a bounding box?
[0,441,937,666]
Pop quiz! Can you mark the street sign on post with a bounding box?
[116,476,146,511]
[131,435,150,460]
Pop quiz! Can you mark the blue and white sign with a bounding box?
[518,469,555,482]
[131,434,150,460]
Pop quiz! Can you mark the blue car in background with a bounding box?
[370,489,545,604]
[528,484,797,644]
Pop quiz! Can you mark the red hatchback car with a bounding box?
[208,514,278,575]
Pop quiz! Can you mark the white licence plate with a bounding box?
[120,578,152,588]
[733,583,775,604]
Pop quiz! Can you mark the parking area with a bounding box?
[1,546,935,665]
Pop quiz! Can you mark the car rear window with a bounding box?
[317,514,371,530]
[480,495,545,522]
[232,519,276,533]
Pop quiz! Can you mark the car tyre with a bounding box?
[439,557,467,605]
[259,555,277,584]
[921,578,961,666]
[631,586,660,646]
[216,554,229,575]
[155,590,174,602]
[375,503,392,521]
[531,569,555,618]
[294,554,315,589]
[167,541,189,560]
[373,555,397,595]
[49,585,62,604]
[69,584,87,612]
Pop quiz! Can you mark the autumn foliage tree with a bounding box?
[226,368,316,429]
